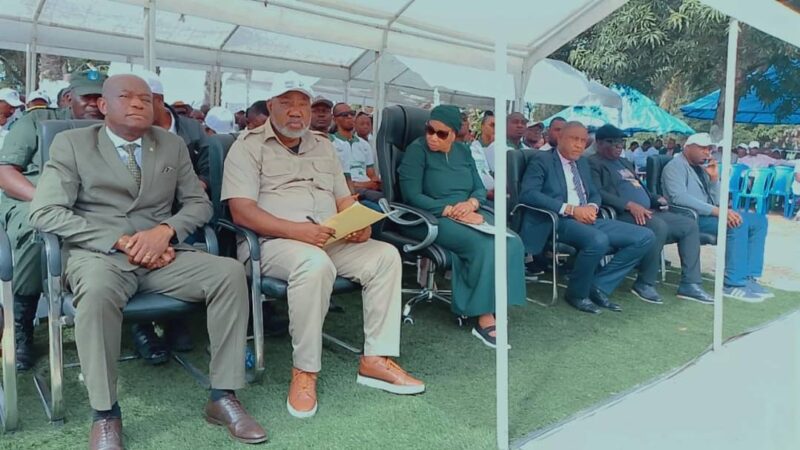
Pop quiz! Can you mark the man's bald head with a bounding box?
[98,74,154,140]
[557,121,588,161]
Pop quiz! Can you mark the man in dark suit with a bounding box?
[518,121,654,314]
[588,124,712,305]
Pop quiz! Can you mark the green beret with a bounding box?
[68,69,107,97]
[430,104,462,134]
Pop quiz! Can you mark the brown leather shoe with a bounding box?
[357,356,425,395]
[287,367,318,418]
[204,394,268,444]
[89,417,123,450]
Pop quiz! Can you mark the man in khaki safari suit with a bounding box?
[29,74,267,449]
[223,71,425,420]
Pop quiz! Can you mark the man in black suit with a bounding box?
[518,121,654,314]
[588,125,712,305]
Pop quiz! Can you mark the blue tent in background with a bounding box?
[680,67,800,124]
[545,85,695,135]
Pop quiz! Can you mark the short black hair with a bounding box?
[480,114,494,125]
[247,100,268,117]
[355,111,372,122]
[332,102,350,114]
[550,116,566,125]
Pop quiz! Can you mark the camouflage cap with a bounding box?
[68,69,107,97]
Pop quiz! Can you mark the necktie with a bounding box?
[569,161,588,205]
[123,143,141,188]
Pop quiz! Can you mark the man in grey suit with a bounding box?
[661,133,770,303]
[29,74,267,449]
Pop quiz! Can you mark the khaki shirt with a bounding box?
[221,122,350,224]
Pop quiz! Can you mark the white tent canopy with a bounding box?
[0,0,628,103]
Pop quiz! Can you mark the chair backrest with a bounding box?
[742,167,775,196]
[645,154,673,197]
[729,163,748,193]
[507,149,535,231]
[38,120,103,166]
[770,165,795,195]
[375,105,429,204]
[207,133,237,223]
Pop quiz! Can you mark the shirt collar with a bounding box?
[262,120,316,154]
[556,149,572,166]
[167,110,177,134]
[333,131,359,144]
[105,126,142,148]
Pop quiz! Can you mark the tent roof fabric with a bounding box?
[0,0,628,80]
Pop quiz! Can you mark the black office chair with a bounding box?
[645,155,717,282]
[0,227,18,432]
[33,120,228,423]
[376,105,479,324]
[208,134,364,365]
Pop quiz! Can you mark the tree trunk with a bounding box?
[203,68,222,107]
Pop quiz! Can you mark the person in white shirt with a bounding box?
[539,117,565,151]
[331,103,382,200]
[470,114,495,198]
[632,139,659,171]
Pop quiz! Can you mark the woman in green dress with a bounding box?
[398,104,526,348]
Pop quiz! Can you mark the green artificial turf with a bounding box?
[2,271,798,449]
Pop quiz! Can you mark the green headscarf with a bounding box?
[429,104,462,135]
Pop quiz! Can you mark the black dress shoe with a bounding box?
[676,283,714,305]
[589,288,622,312]
[631,282,663,304]
[565,296,602,314]
[131,323,169,365]
[164,318,194,352]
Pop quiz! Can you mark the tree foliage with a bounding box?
[561,0,800,124]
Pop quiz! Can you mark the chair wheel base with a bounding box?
[402,316,414,325]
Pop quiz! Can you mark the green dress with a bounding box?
[397,137,526,317]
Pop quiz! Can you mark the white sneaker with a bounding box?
[723,286,764,303]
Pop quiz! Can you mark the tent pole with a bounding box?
[493,34,510,450]
[245,69,252,107]
[713,18,738,352]
[143,0,156,71]
[25,43,37,95]
[433,87,440,106]
[344,79,350,104]
[374,48,386,136]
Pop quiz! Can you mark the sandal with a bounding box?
[471,323,511,350]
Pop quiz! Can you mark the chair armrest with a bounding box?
[480,204,495,215]
[600,206,616,220]
[0,227,12,282]
[217,219,261,263]
[378,198,440,253]
[511,204,559,227]
[668,204,699,221]
[38,231,63,277]
[202,225,219,256]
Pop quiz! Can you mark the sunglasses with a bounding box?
[425,123,451,140]
[334,111,356,118]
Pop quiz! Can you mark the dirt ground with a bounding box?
[664,213,800,292]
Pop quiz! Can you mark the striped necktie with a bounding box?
[568,161,588,205]
[123,143,141,188]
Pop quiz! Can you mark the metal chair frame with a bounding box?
[0,228,18,432]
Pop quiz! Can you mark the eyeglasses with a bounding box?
[334,111,356,118]
[425,123,451,140]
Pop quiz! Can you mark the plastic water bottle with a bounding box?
[245,344,255,370]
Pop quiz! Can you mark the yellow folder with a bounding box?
[321,202,386,246]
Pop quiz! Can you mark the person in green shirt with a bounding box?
[398,104,526,348]
[0,69,106,370]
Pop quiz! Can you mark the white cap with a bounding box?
[748,140,760,149]
[205,107,235,134]
[0,88,23,107]
[133,70,164,96]
[268,70,315,100]
[684,133,713,147]
[26,89,51,105]
[737,142,748,149]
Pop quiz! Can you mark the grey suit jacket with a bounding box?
[29,124,212,271]
[660,152,719,216]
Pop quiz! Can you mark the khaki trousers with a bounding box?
[252,239,401,372]
[66,251,249,411]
